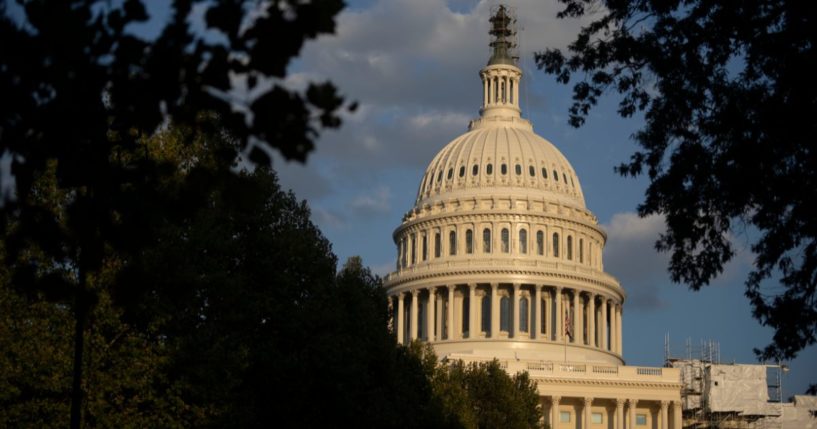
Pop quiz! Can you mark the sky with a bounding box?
[269,0,816,397]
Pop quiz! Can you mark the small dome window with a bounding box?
[472,164,479,176]
[459,166,465,177]
[515,164,522,175]
[553,170,559,181]
[437,171,443,183]
[563,173,568,183]
[571,177,575,187]
[487,164,493,175]
[529,165,535,177]
[501,164,508,175]
[447,168,453,180]
[542,168,548,179]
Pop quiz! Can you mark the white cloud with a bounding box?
[349,186,392,216]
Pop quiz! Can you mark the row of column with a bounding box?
[392,284,622,354]
[548,396,682,429]
[482,72,519,107]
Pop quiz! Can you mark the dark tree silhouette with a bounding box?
[0,1,350,427]
[536,0,817,365]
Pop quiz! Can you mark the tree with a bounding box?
[410,342,545,429]
[536,0,817,364]
[0,1,352,426]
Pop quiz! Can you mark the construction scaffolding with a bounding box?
[663,335,815,429]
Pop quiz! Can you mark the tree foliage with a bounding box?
[0,1,351,425]
[536,0,817,362]
[409,342,545,429]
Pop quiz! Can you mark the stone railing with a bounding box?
[492,360,680,383]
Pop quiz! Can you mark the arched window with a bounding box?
[519,229,528,254]
[501,228,510,253]
[483,228,491,253]
[459,166,465,177]
[449,231,457,256]
[515,164,522,175]
[520,296,529,333]
[487,163,493,175]
[437,170,442,184]
[536,231,544,255]
[529,165,535,177]
[481,295,491,333]
[552,233,560,257]
[567,236,573,260]
[542,167,548,179]
[401,238,407,267]
[466,229,473,254]
[462,294,470,335]
[500,296,510,332]
[579,238,584,263]
[447,168,453,180]
[563,173,568,183]
[422,235,428,261]
[553,170,559,181]
[501,164,508,175]
[472,164,479,176]
[435,232,441,258]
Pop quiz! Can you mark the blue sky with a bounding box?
[271,0,816,397]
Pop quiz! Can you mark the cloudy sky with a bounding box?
[135,0,815,396]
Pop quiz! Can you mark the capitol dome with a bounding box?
[385,5,625,366]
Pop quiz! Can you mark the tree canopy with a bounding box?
[536,0,817,363]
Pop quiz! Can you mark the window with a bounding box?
[519,296,529,332]
[481,295,491,332]
[486,163,493,175]
[401,239,407,267]
[571,177,575,187]
[567,236,573,260]
[519,229,527,254]
[449,231,457,256]
[472,164,479,176]
[462,294,470,334]
[515,164,522,175]
[552,233,560,257]
[579,238,584,263]
[542,167,547,179]
[592,412,603,424]
[422,235,428,261]
[560,411,571,423]
[447,168,453,180]
[501,163,507,175]
[466,229,473,254]
[536,231,544,255]
[435,233,441,258]
[563,173,568,183]
[553,170,559,181]
[529,165,535,176]
[500,296,510,332]
[636,414,647,426]
[483,228,491,253]
[437,170,442,183]
[501,228,509,253]
[459,166,465,177]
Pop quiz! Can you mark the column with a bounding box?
[627,399,637,429]
[491,283,499,337]
[483,76,488,106]
[544,287,551,340]
[551,396,561,429]
[512,283,520,337]
[601,299,608,351]
[513,76,520,107]
[468,284,477,339]
[427,288,436,341]
[660,401,669,429]
[397,293,405,345]
[572,290,580,343]
[588,294,596,347]
[672,401,682,429]
[554,287,562,342]
[534,285,542,339]
[410,290,419,341]
[583,397,592,429]
[617,304,623,355]
[447,286,455,340]
[616,398,625,429]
